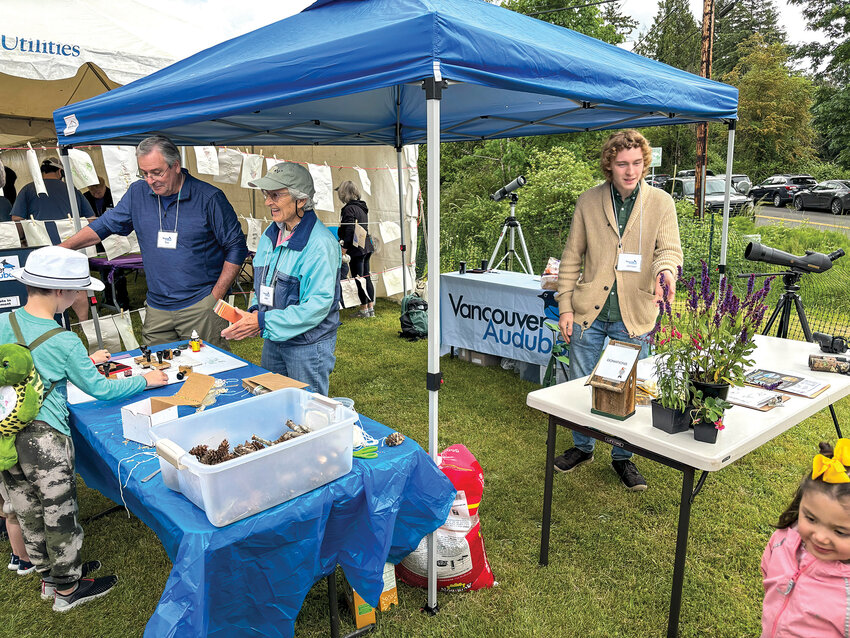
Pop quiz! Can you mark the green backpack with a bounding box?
[0,313,64,470]
[399,294,428,341]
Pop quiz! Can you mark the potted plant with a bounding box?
[649,262,774,441]
[689,390,733,444]
[649,285,691,434]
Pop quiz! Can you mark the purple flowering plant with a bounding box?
[649,261,775,413]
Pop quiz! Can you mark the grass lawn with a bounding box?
[3,288,847,638]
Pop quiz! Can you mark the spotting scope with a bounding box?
[490,175,526,202]
[745,242,845,274]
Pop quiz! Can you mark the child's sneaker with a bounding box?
[41,561,103,600]
[52,575,117,612]
[16,559,36,576]
[7,553,19,571]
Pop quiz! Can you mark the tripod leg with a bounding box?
[489,224,509,270]
[514,223,534,275]
[792,295,813,342]
[762,294,786,337]
[830,405,843,438]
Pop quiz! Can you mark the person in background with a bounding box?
[59,136,248,349]
[11,158,95,322]
[761,440,850,637]
[83,176,113,219]
[222,162,342,396]
[555,129,682,491]
[2,164,16,207]
[336,180,375,318]
[0,158,11,222]
[0,246,167,610]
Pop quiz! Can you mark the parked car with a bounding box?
[676,169,715,177]
[665,177,754,217]
[793,180,850,215]
[716,173,752,194]
[647,173,670,188]
[748,174,817,207]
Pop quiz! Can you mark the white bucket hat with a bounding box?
[11,246,105,291]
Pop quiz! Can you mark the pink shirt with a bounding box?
[761,526,850,637]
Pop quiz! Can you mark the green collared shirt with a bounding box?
[598,182,640,323]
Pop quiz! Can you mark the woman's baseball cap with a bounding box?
[11,246,105,291]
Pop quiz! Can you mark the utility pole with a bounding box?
[694,0,715,219]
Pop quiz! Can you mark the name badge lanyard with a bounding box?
[260,242,287,307]
[611,183,643,270]
[157,183,183,248]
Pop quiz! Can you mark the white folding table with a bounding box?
[527,335,850,638]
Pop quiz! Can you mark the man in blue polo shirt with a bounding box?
[60,136,248,348]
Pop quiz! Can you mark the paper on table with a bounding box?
[308,163,334,212]
[594,343,640,382]
[240,153,263,188]
[353,165,371,196]
[745,368,829,398]
[726,385,785,410]
[194,146,219,175]
[213,148,242,184]
[68,148,99,188]
[0,223,21,249]
[101,146,139,202]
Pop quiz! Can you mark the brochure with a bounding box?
[744,368,829,399]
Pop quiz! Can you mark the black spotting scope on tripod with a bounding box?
[488,175,534,274]
[741,241,846,437]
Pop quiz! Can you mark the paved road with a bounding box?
[754,204,850,239]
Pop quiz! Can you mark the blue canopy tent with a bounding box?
[54,0,738,631]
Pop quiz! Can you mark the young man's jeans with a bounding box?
[261,334,337,397]
[567,318,650,461]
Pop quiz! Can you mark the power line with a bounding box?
[528,0,620,17]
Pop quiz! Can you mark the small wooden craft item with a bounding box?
[585,339,641,421]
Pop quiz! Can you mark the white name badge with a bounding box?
[157,231,178,249]
[616,253,642,272]
[259,285,275,306]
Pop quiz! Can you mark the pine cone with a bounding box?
[385,432,405,447]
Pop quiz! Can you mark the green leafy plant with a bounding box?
[689,391,734,429]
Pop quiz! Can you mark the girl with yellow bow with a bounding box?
[760,440,850,637]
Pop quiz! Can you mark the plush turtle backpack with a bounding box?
[0,313,64,471]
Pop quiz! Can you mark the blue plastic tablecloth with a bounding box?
[68,347,455,638]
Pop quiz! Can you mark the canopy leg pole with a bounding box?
[396,148,408,295]
[718,121,735,282]
[60,147,103,349]
[423,77,443,617]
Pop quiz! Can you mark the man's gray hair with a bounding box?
[289,188,315,211]
[137,135,181,167]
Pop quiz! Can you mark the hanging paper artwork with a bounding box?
[379,221,402,243]
[213,148,242,184]
[68,149,99,189]
[245,218,266,253]
[78,219,97,258]
[339,278,361,308]
[112,312,140,351]
[240,153,264,189]
[388,165,406,199]
[0,223,21,249]
[265,156,280,171]
[382,267,404,297]
[25,145,47,196]
[22,220,50,247]
[101,146,140,202]
[80,318,122,353]
[100,234,132,261]
[127,231,140,253]
[353,166,372,196]
[308,163,334,212]
[194,146,220,175]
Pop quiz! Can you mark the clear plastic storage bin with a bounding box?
[150,388,355,527]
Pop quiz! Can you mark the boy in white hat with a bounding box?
[0,246,166,610]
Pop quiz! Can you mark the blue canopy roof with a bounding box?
[54,0,737,147]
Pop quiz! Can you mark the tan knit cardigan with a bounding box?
[556,179,683,336]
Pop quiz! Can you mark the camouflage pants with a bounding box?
[0,420,82,585]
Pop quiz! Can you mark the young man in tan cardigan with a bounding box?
[555,129,682,490]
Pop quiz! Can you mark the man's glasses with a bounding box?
[137,165,171,180]
[262,189,290,203]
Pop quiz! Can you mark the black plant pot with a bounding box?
[693,421,719,444]
[692,380,730,401]
[651,400,691,434]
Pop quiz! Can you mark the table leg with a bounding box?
[328,573,340,638]
[539,415,557,566]
[667,466,695,638]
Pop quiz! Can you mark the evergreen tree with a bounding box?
[713,0,787,77]
[633,0,701,73]
[503,0,637,45]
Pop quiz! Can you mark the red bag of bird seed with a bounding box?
[396,444,495,592]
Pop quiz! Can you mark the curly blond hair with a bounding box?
[600,129,652,182]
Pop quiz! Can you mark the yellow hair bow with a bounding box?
[812,439,850,484]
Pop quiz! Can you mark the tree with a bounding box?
[722,34,815,180]
[713,0,787,77]
[503,0,637,45]
[633,0,701,73]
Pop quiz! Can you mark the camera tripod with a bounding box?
[488,193,534,274]
[756,269,842,437]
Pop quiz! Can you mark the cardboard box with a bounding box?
[378,562,398,612]
[342,576,376,629]
[121,399,179,445]
[469,351,501,367]
[242,372,307,394]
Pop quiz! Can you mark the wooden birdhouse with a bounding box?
[585,340,641,421]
